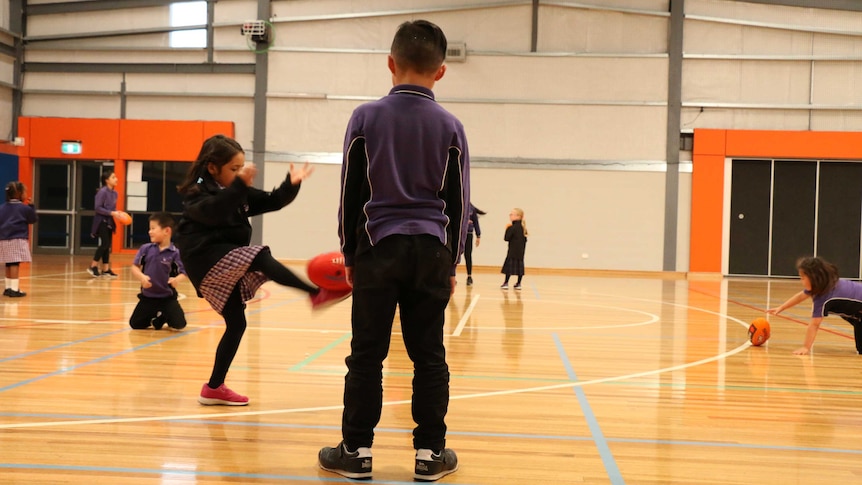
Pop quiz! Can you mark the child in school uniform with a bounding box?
[768,256,862,355]
[175,134,350,406]
[128,212,188,331]
[501,208,528,290]
[319,19,467,482]
[465,203,485,286]
[88,171,121,278]
[0,182,37,297]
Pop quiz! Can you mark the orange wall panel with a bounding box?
[692,129,726,156]
[120,120,205,161]
[690,154,725,272]
[693,128,862,274]
[726,130,862,160]
[26,118,120,159]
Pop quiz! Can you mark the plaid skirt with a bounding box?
[199,245,269,315]
[501,257,525,276]
[0,239,31,264]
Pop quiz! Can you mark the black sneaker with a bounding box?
[3,288,12,297]
[318,441,372,480]
[414,448,458,482]
[151,312,166,330]
[8,290,25,298]
[87,267,100,278]
[466,276,473,286]
[101,269,119,278]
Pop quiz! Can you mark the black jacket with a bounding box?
[504,220,527,260]
[174,171,301,293]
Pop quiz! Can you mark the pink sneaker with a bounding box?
[310,287,352,310]
[198,383,249,406]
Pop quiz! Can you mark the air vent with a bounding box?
[447,42,466,62]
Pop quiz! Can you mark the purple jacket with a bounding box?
[0,200,37,240]
[338,84,470,273]
[91,186,118,235]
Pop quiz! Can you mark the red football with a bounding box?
[307,251,350,291]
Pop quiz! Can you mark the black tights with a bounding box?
[208,287,246,388]
[206,249,317,388]
[92,222,113,265]
[248,248,317,294]
[503,274,523,285]
[465,233,474,275]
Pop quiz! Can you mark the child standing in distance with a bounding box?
[88,171,120,278]
[175,134,350,406]
[767,256,862,355]
[319,19,467,483]
[501,208,528,290]
[0,182,37,297]
[129,212,188,331]
[464,203,485,286]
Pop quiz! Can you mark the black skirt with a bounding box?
[501,258,525,276]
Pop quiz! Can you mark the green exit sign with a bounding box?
[61,140,82,155]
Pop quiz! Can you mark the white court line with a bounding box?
[0,340,750,430]
[452,293,480,337]
[0,289,754,430]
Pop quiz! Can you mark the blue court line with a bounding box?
[0,328,128,364]
[554,332,625,485]
[0,327,203,393]
[3,411,861,457]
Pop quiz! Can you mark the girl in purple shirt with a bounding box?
[768,256,862,355]
[0,182,37,297]
[88,171,121,278]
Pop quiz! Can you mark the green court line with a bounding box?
[288,332,351,371]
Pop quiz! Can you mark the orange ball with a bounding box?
[748,317,771,346]
[114,211,132,226]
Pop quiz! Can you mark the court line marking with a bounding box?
[0,286,753,430]
[452,293,480,336]
[0,340,750,430]
[554,333,624,484]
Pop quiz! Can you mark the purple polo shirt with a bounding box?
[807,279,862,318]
[338,84,470,269]
[133,242,185,298]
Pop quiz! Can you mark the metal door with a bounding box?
[728,160,771,276]
[32,160,113,255]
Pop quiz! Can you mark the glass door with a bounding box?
[32,160,114,255]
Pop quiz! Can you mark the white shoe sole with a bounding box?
[197,396,249,406]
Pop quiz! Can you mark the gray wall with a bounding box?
[10,0,862,271]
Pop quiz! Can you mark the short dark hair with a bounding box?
[797,256,839,296]
[149,212,175,231]
[390,20,447,75]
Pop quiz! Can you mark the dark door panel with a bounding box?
[728,160,771,275]
[817,162,862,279]
[771,161,816,276]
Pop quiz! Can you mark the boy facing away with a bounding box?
[318,19,469,482]
[129,212,188,331]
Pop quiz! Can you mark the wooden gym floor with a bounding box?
[1,254,861,484]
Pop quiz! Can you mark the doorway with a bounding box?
[727,158,862,278]
[32,160,115,255]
